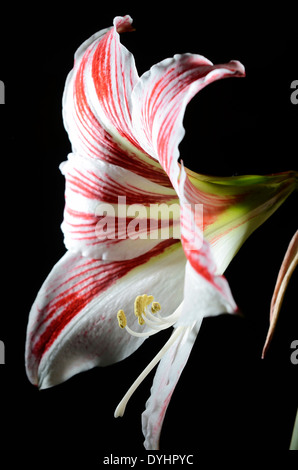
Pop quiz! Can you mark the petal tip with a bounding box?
[113,15,134,33]
[227,60,246,77]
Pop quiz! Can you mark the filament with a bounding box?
[114,326,185,418]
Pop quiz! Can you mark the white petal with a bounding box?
[142,322,201,450]
[62,15,170,187]
[25,242,185,389]
[177,261,237,327]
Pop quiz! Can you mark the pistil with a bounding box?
[114,294,184,416]
[114,325,186,417]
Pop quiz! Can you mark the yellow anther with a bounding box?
[151,302,161,314]
[118,294,162,334]
[145,295,154,305]
[134,295,144,318]
[134,294,155,319]
[117,310,127,329]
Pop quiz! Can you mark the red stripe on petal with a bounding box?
[65,162,178,205]
[64,17,172,188]
[132,55,245,189]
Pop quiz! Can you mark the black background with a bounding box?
[0,1,297,456]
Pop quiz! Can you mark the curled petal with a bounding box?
[25,241,185,389]
[132,53,245,190]
[262,230,298,358]
[63,15,137,150]
[63,15,170,188]
[131,52,244,311]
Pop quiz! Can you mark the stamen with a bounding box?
[114,325,186,418]
[116,296,183,339]
[145,294,154,305]
[141,315,174,330]
[142,310,164,324]
[134,294,154,320]
[157,302,183,322]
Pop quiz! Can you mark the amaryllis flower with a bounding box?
[25,15,298,450]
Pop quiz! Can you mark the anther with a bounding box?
[116,294,181,339]
[117,310,127,329]
[134,295,144,318]
[145,294,154,305]
[134,294,154,319]
[151,302,161,314]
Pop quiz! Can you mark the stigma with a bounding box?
[116,294,180,338]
